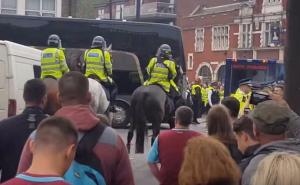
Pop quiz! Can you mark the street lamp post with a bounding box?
[136,0,141,21]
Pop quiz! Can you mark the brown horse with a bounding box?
[43,78,61,115]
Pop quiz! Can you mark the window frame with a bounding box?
[25,0,56,17]
[212,25,230,51]
[115,4,124,20]
[187,53,193,70]
[239,23,252,48]
[262,21,281,47]
[195,28,205,52]
[265,0,281,5]
[0,0,17,15]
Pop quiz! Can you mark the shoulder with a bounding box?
[0,114,25,129]
[150,57,157,62]
[97,126,119,147]
[242,154,266,184]
[0,178,24,185]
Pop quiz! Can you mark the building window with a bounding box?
[115,4,124,19]
[266,0,281,4]
[198,65,212,83]
[212,26,229,51]
[98,8,107,19]
[1,0,17,14]
[240,24,252,48]
[187,53,193,70]
[25,0,56,17]
[217,65,225,84]
[195,28,204,52]
[263,21,280,47]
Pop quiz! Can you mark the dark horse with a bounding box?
[127,85,184,153]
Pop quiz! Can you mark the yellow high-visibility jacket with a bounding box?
[144,57,178,93]
[40,48,69,79]
[84,49,112,83]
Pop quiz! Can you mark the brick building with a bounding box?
[177,0,287,83]
[0,0,62,17]
[62,0,107,18]
[95,0,176,24]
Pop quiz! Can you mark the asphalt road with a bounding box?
[116,119,208,185]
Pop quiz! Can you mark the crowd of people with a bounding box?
[0,34,299,185]
[0,71,300,185]
[146,76,300,185]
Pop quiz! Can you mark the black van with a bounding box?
[0,14,186,127]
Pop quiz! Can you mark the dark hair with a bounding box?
[207,105,236,143]
[58,71,89,103]
[221,97,240,118]
[233,116,255,139]
[35,116,78,150]
[175,106,193,127]
[23,79,46,104]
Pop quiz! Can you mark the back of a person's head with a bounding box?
[233,116,255,139]
[175,106,194,127]
[221,97,240,119]
[59,71,89,104]
[23,79,46,104]
[179,136,240,185]
[34,116,78,153]
[207,105,235,142]
[252,152,300,185]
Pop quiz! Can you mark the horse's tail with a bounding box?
[134,92,148,153]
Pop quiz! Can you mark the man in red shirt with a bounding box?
[147,106,202,185]
[2,116,77,185]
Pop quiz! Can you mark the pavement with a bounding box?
[116,118,207,185]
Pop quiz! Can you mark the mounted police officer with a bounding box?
[84,36,117,111]
[40,34,69,79]
[144,44,180,106]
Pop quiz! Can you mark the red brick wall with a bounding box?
[257,50,280,60]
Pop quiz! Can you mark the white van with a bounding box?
[0,41,41,120]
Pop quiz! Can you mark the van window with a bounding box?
[33,65,41,78]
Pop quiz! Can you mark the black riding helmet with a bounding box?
[91,36,106,49]
[47,34,61,48]
[157,44,172,60]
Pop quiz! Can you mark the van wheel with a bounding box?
[112,100,130,128]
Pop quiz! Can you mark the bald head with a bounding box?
[59,72,90,105]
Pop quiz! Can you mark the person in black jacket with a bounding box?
[0,79,48,182]
[233,116,260,173]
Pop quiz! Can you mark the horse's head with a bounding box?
[43,78,61,115]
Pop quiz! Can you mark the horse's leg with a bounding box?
[168,116,175,129]
[151,119,161,146]
[127,122,134,154]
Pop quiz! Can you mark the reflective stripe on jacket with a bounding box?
[145,57,177,93]
[40,48,69,79]
[84,49,112,83]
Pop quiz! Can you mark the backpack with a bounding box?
[64,124,107,185]
[211,90,220,105]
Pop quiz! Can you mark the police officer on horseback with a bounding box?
[144,44,180,98]
[40,34,69,79]
[84,36,117,111]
